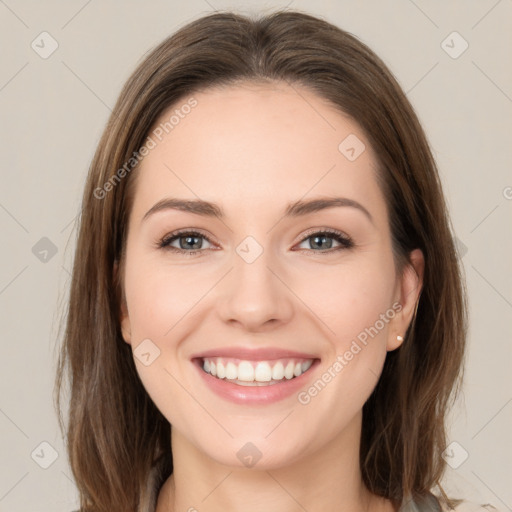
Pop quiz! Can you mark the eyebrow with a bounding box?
[142,196,374,225]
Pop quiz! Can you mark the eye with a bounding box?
[158,230,215,255]
[157,227,354,256]
[294,228,354,254]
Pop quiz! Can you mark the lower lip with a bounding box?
[193,358,321,405]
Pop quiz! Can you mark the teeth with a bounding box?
[255,362,272,382]
[216,361,226,379]
[271,362,284,380]
[284,361,294,379]
[201,357,315,384]
[302,360,313,372]
[238,361,254,382]
[225,361,237,380]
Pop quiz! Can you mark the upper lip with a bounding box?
[191,347,319,361]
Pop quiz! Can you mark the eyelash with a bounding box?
[156,228,354,256]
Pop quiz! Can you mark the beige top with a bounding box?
[440,504,500,512]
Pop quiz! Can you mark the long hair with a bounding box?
[55,10,467,511]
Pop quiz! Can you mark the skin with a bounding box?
[118,81,424,512]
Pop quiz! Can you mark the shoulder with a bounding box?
[402,494,502,512]
[439,501,502,512]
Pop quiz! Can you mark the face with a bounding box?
[118,81,423,469]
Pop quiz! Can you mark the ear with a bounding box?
[387,248,424,351]
[114,260,132,345]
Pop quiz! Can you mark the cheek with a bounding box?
[123,256,209,342]
[123,256,199,425]
[294,264,396,426]
[293,254,396,345]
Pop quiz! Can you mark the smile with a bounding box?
[192,352,321,405]
[202,357,314,386]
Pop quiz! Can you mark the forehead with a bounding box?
[130,81,386,224]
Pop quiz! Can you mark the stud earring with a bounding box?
[397,335,404,342]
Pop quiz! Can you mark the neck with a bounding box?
[156,411,397,512]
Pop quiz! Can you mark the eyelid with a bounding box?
[292,227,354,253]
[157,228,218,251]
[294,226,351,244]
[157,226,353,254]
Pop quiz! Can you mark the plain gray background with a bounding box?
[0,1,511,511]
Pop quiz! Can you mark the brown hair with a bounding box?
[55,10,467,511]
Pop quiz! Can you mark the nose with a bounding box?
[216,245,295,332]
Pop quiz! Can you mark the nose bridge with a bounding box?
[216,235,294,329]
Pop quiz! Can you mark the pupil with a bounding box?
[312,235,332,250]
[181,236,201,250]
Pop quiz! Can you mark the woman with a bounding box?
[55,10,496,512]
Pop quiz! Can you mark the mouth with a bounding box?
[199,357,315,386]
[191,352,321,405]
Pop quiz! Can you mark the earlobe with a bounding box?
[386,248,424,352]
[387,334,405,352]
